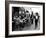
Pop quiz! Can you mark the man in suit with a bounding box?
[34,13,40,29]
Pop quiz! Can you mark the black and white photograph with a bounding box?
[5,1,45,37]
[12,7,40,31]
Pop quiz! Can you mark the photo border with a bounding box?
[5,1,45,37]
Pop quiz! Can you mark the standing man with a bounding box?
[30,11,34,24]
[34,13,40,29]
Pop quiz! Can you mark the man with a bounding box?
[34,13,40,29]
[30,11,34,24]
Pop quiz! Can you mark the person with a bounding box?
[30,11,34,24]
[19,10,26,30]
[34,13,40,29]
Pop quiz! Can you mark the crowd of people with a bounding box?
[12,7,40,31]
